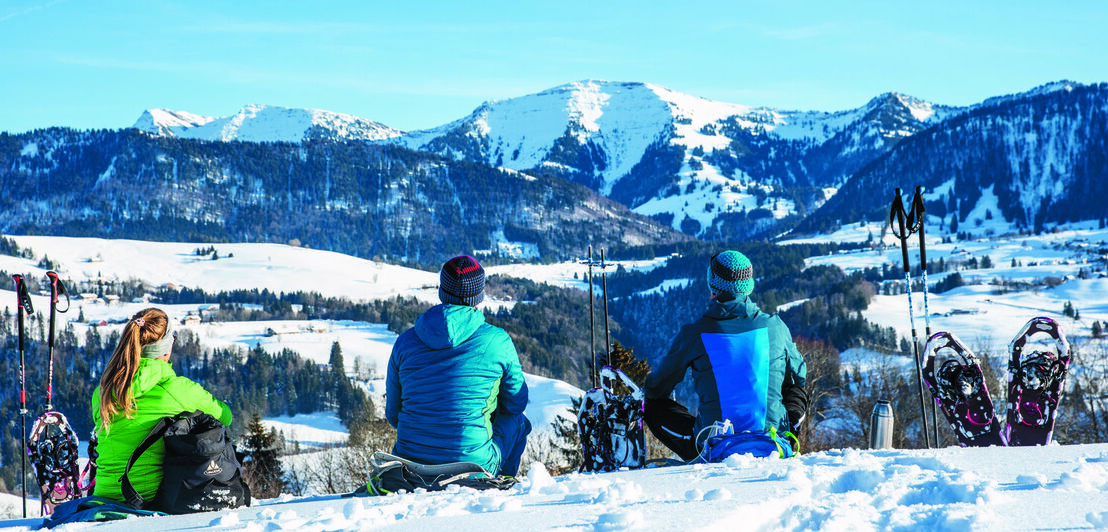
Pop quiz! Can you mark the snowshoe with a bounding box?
[922,332,1005,447]
[577,366,646,472]
[1005,317,1070,446]
[27,411,84,514]
[350,452,516,496]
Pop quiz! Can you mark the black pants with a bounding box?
[644,397,699,461]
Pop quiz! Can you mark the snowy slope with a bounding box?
[787,222,1108,354]
[134,104,403,142]
[0,236,440,304]
[390,80,958,239]
[397,80,681,194]
[3,444,1107,530]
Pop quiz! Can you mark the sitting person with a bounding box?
[644,250,809,460]
[386,255,530,476]
[91,308,232,503]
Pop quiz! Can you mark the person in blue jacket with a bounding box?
[386,255,531,475]
[644,250,809,460]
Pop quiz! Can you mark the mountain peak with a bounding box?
[861,91,943,124]
[133,104,404,142]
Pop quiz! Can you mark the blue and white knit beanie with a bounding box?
[439,255,486,306]
[708,250,754,297]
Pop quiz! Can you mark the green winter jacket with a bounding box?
[91,358,232,503]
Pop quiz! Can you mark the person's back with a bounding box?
[386,255,530,475]
[644,251,808,460]
[656,293,800,436]
[91,309,232,503]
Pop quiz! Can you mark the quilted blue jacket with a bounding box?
[386,304,528,473]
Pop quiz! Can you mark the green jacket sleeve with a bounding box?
[164,376,233,426]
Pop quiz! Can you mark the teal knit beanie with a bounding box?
[707,250,754,296]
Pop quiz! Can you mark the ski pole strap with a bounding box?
[120,413,190,509]
[46,271,70,312]
[888,188,910,240]
[908,185,926,235]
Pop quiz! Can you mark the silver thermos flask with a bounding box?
[870,400,895,449]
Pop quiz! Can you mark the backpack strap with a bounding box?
[120,411,199,509]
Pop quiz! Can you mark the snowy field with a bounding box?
[3,444,1107,531]
[4,230,1108,530]
[789,222,1108,354]
[0,236,442,304]
[262,412,350,450]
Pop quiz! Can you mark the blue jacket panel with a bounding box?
[386,304,528,473]
[644,295,807,438]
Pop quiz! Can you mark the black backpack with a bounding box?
[121,411,250,514]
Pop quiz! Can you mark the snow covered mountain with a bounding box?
[10,79,1106,243]
[797,81,1108,236]
[387,80,956,239]
[0,129,689,263]
[134,104,403,142]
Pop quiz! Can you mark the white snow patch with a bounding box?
[5,444,1107,530]
[635,278,694,297]
[19,142,38,157]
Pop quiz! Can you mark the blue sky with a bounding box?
[1,1,1106,133]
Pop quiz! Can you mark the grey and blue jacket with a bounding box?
[645,294,808,437]
[386,304,528,473]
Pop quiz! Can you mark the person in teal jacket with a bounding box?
[91,308,232,503]
[386,255,531,475]
[644,250,808,460]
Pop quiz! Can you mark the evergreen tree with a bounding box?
[329,341,348,410]
[1092,320,1102,339]
[606,340,651,386]
[242,413,284,498]
[549,398,584,474]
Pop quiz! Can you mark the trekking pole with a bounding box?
[600,249,612,367]
[44,272,69,412]
[889,189,932,449]
[910,186,941,445]
[13,275,34,518]
[581,246,598,388]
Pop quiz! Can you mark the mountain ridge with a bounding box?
[134,104,403,143]
[23,79,1108,244]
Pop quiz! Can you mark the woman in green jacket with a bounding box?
[91,308,232,503]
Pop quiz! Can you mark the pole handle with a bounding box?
[46,271,70,312]
[13,274,35,313]
[911,186,928,265]
[890,189,911,272]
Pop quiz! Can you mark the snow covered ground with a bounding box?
[4,229,1108,530]
[3,443,1107,531]
[262,412,350,450]
[789,222,1108,354]
[0,236,441,304]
